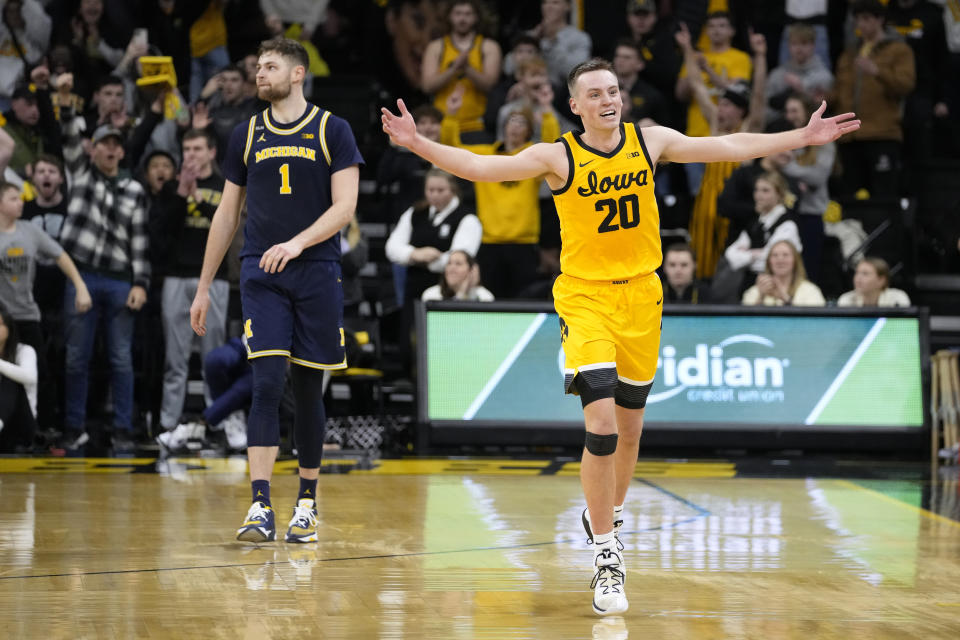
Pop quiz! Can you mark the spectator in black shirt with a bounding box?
[143,151,177,201]
[663,243,708,304]
[82,76,130,139]
[625,0,680,113]
[377,104,443,223]
[150,129,229,444]
[194,64,261,162]
[22,154,68,314]
[21,155,69,432]
[377,104,444,305]
[717,149,798,244]
[613,39,668,126]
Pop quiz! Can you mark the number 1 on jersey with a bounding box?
[279,163,292,194]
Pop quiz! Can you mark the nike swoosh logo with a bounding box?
[578,160,594,167]
[656,298,663,305]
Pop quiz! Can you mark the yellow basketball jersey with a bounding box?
[433,35,487,133]
[552,123,661,281]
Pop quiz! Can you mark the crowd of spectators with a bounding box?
[0,0,957,454]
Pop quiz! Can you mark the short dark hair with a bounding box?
[567,57,615,95]
[145,149,176,168]
[219,63,247,79]
[0,181,19,198]
[96,75,124,91]
[614,39,642,58]
[412,104,443,123]
[257,37,309,71]
[705,11,733,25]
[33,153,64,177]
[448,0,481,18]
[511,34,540,52]
[851,0,885,18]
[183,128,216,148]
[665,242,696,262]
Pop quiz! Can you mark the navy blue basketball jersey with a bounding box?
[222,103,364,261]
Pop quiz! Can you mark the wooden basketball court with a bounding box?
[1,457,959,639]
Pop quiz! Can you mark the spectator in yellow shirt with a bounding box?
[189,0,229,102]
[675,12,752,195]
[443,86,560,298]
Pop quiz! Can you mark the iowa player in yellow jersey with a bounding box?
[382,58,859,616]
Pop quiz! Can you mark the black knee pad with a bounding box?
[614,379,653,409]
[584,432,618,456]
[247,357,287,447]
[572,369,617,408]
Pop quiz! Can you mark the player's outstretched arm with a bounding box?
[381,99,559,183]
[191,179,245,336]
[649,101,860,165]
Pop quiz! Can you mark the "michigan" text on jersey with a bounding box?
[254,146,317,163]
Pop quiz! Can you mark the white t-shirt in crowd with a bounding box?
[836,288,911,307]
[421,285,495,302]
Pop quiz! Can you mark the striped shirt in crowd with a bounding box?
[57,108,150,289]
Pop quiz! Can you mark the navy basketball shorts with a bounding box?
[240,257,347,370]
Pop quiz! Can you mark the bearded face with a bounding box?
[255,52,298,103]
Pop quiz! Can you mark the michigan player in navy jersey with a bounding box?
[190,38,363,543]
[382,58,858,615]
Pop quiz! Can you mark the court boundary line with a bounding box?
[0,478,709,582]
[636,478,712,516]
[834,479,960,529]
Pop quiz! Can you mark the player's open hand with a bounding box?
[804,101,860,145]
[381,99,418,149]
[260,239,303,274]
[191,288,209,336]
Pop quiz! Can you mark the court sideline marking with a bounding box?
[835,479,960,530]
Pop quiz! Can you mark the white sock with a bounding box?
[593,530,615,548]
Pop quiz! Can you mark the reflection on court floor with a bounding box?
[1,464,958,639]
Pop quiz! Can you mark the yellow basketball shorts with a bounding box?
[553,271,663,406]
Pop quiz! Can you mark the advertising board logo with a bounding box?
[649,334,790,404]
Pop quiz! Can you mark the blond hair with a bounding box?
[764,240,808,298]
[786,23,816,44]
[756,171,790,204]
